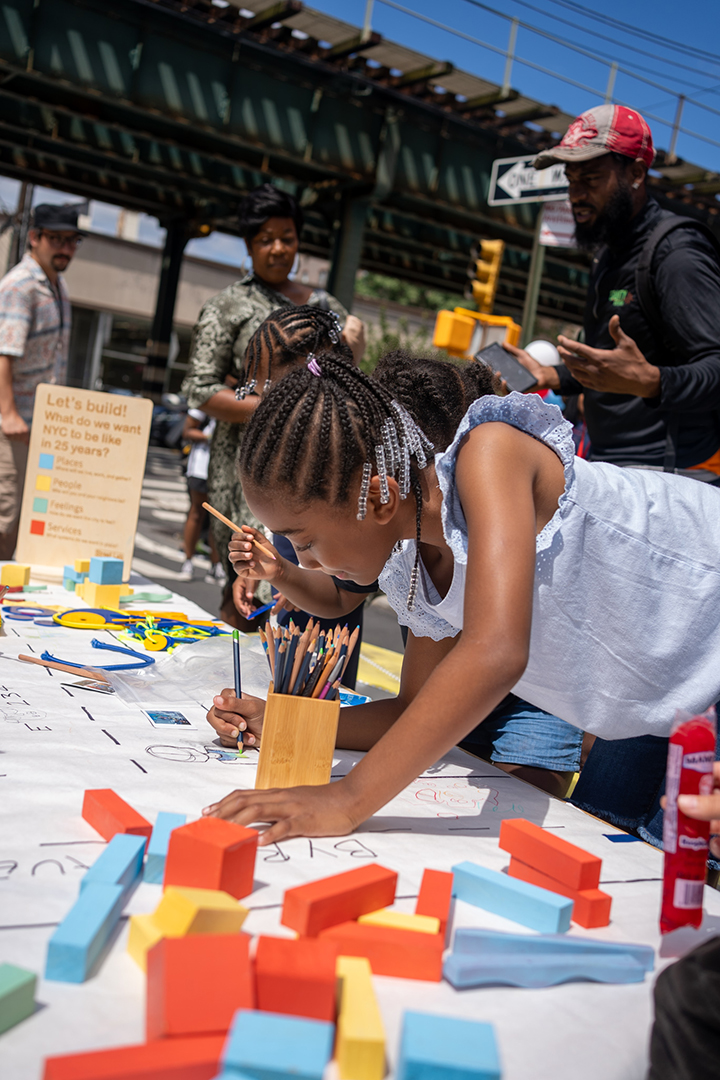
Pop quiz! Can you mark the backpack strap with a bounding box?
[635,215,720,472]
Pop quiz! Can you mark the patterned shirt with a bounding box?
[0,253,70,424]
[182,274,347,579]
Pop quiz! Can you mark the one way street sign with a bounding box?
[489,154,568,206]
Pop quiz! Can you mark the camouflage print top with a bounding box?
[182,273,347,579]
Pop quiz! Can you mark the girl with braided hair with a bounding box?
[203,351,720,845]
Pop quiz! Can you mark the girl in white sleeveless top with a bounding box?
[204,355,720,843]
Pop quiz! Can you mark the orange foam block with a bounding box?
[282,864,397,938]
[163,817,258,900]
[82,789,152,842]
[255,935,339,1021]
[499,818,601,891]
[415,869,453,940]
[508,857,612,929]
[43,1034,225,1080]
[318,921,444,981]
[147,934,254,1039]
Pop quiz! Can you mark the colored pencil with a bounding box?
[201,502,276,561]
[232,629,242,698]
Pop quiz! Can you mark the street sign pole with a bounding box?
[521,211,545,347]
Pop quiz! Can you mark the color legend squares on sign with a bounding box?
[33,498,48,513]
[35,475,51,492]
[30,520,45,535]
[39,453,54,469]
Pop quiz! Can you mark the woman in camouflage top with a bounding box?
[182,183,362,625]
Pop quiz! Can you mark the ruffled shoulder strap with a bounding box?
[435,392,576,562]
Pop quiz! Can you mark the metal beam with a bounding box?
[142,220,188,399]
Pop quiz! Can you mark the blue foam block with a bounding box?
[444,929,654,989]
[144,811,186,883]
[452,861,573,933]
[222,1009,334,1080]
[45,883,125,983]
[89,556,124,585]
[81,833,146,895]
[397,1010,501,1080]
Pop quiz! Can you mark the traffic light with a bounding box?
[468,239,504,313]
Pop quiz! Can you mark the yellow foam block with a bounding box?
[153,886,248,937]
[358,909,440,935]
[336,956,385,1080]
[35,475,51,491]
[127,913,164,972]
[1,564,30,587]
[74,559,91,573]
[79,581,124,608]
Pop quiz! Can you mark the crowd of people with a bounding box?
[1,100,719,1076]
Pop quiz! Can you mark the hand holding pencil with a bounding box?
[228,524,282,584]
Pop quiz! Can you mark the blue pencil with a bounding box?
[248,601,275,620]
[232,629,242,698]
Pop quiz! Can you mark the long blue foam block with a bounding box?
[221,1009,334,1080]
[452,928,654,966]
[81,833,146,894]
[444,951,648,988]
[452,861,572,933]
[144,811,186,883]
[396,1010,501,1080]
[45,883,125,983]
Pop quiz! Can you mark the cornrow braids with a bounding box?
[239,305,349,399]
[239,353,434,610]
[372,350,496,453]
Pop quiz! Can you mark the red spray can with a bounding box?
[661,706,716,934]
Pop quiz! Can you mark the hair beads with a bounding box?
[357,462,372,521]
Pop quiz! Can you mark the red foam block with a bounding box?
[318,920,443,981]
[499,818,601,891]
[43,1034,225,1080]
[147,934,254,1040]
[255,934,339,1021]
[163,817,258,900]
[508,857,612,929]
[82,789,152,842]
[415,869,453,941]
[282,863,397,938]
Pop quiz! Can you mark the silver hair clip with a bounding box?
[356,462,372,520]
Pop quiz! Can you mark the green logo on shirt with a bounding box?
[609,289,629,306]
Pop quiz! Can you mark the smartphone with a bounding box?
[475,341,538,394]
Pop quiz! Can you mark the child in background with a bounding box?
[203,351,720,844]
[180,409,224,583]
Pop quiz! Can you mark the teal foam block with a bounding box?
[89,556,123,585]
[144,811,187,883]
[220,1009,334,1080]
[81,833,146,894]
[397,1010,501,1080]
[45,883,125,983]
[63,577,77,592]
[452,861,573,933]
[444,929,654,989]
[0,963,37,1034]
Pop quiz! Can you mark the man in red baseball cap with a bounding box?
[506,102,720,875]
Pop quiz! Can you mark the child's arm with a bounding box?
[205,422,546,843]
[230,526,374,618]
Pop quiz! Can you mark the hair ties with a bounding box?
[307,356,322,377]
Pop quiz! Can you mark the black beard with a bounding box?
[573,183,635,252]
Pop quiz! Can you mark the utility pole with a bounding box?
[521,210,545,347]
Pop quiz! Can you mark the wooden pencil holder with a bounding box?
[255,685,341,790]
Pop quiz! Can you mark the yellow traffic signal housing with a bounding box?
[469,239,505,313]
[433,308,520,359]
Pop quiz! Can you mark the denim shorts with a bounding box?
[459,693,584,772]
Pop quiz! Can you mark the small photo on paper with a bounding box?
[144,709,194,728]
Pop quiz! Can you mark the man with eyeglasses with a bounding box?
[0,202,81,558]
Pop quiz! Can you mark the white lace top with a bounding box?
[379,392,720,739]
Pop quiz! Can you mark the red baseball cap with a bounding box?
[533,104,655,170]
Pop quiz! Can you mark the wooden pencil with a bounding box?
[18,654,109,682]
[201,502,276,561]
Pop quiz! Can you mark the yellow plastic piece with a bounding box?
[79,581,125,608]
[153,886,248,937]
[358,909,440,935]
[74,559,91,573]
[35,475,51,491]
[143,631,168,651]
[432,309,475,354]
[127,913,164,972]
[336,956,385,1080]
[1,564,30,587]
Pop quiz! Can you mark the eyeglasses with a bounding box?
[40,232,83,249]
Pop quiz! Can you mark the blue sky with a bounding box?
[3,0,718,264]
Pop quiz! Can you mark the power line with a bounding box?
[377,0,720,155]
[546,0,720,68]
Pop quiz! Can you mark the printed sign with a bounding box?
[16,384,152,578]
[489,154,568,206]
[539,200,576,248]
